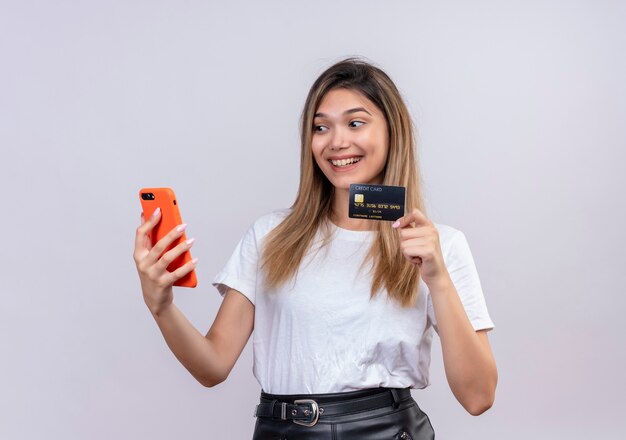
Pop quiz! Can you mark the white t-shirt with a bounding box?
[212,209,494,394]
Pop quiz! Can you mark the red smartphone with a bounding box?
[139,187,197,288]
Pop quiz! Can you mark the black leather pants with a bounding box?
[252,388,435,440]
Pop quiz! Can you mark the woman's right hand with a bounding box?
[133,208,197,316]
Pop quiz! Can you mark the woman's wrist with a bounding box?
[144,289,174,317]
[149,301,174,318]
[425,273,454,296]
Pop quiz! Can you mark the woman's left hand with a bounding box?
[392,208,449,287]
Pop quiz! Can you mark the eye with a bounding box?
[313,124,328,133]
[349,120,365,128]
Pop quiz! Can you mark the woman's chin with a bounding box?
[332,176,383,190]
[328,178,356,191]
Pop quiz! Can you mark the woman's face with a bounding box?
[311,88,389,191]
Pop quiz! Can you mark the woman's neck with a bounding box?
[330,188,376,231]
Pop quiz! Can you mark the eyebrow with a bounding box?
[314,107,372,118]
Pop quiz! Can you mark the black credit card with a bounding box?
[348,183,406,221]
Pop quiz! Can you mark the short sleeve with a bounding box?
[211,223,259,306]
[428,230,494,333]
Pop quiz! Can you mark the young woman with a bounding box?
[134,58,497,439]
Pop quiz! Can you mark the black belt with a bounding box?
[254,388,411,427]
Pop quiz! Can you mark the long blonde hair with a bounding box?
[261,58,428,307]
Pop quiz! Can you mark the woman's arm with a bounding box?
[428,276,497,415]
[393,209,497,415]
[151,288,254,387]
[134,209,254,387]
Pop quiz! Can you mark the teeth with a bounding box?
[330,157,361,167]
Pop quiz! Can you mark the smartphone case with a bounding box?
[139,187,197,288]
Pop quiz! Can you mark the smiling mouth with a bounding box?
[328,156,362,167]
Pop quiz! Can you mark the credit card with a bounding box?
[348,183,405,221]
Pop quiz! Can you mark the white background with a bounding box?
[1,0,625,438]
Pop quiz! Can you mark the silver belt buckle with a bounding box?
[293,399,319,427]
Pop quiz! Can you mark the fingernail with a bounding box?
[186,238,195,246]
[176,223,187,232]
[152,207,161,217]
[392,220,400,228]
[191,257,199,264]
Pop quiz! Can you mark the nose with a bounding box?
[330,127,350,150]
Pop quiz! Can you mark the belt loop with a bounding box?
[269,399,277,416]
[390,389,400,409]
